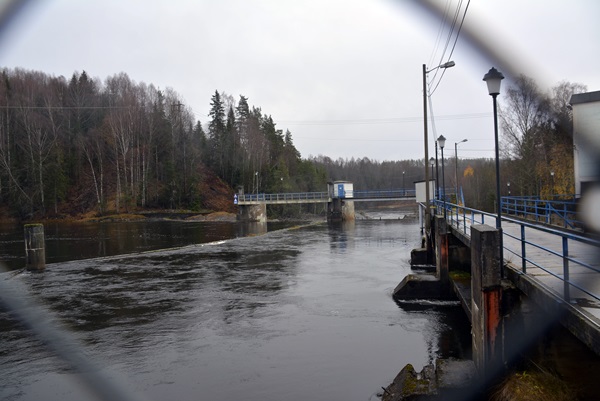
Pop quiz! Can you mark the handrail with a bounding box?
[501,195,582,230]
[353,189,416,198]
[235,189,418,204]
[434,200,600,303]
[236,192,329,203]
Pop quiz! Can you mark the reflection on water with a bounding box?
[0,220,471,401]
[0,220,291,270]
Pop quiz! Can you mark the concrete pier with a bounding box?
[24,224,45,271]
[470,224,503,381]
[327,198,355,222]
[237,203,267,222]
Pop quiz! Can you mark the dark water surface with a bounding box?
[1,219,470,401]
[0,220,290,270]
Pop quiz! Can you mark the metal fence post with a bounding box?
[521,224,527,273]
[563,236,570,302]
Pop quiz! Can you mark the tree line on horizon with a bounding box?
[0,68,327,219]
[0,67,586,219]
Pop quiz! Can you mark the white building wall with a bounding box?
[572,100,600,195]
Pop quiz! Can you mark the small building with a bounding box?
[570,90,600,197]
[328,181,354,199]
[414,179,436,203]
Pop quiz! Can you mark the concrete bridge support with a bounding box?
[470,224,503,382]
[327,198,355,222]
[237,203,267,222]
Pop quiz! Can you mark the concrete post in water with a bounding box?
[470,224,502,382]
[24,224,45,271]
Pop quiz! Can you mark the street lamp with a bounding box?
[402,171,406,195]
[429,158,435,197]
[423,61,455,242]
[435,140,440,200]
[454,139,467,205]
[438,134,447,219]
[507,181,511,196]
[483,67,505,272]
[550,171,555,198]
[483,67,504,230]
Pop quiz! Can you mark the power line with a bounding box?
[278,112,490,126]
[0,105,127,109]
[429,0,463,86]
[429,0,471,96]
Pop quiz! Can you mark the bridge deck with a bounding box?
[235,190,416,205]
[444,208,600,351]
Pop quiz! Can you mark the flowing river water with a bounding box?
[0,215,471,401]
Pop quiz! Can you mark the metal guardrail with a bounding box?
[235,189,417,204]
[353,189,416,198]
[501,195,581,230]
[236,192,329,203]
[435,200,600,303]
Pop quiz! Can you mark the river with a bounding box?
[0,216,471,401]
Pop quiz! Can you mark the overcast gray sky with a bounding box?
[0,0,598,162]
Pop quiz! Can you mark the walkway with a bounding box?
[440,203,600,350]
[235,189,416,205]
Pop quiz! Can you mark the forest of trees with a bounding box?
[0,68,326,219]
[0,67,586,220]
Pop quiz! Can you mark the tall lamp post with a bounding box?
[483,67,504,230]
[438,135,447,218]
[422,61,455,244]
[507,182,511,215]
[550,171,555,198]
[454,138,467,204]
[429,158,435,198]
[435,140,440,200]
[483,67,505,270]
[402,171,406,196]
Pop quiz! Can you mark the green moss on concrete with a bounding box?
[490,370,576,401]
[449,270,471,280]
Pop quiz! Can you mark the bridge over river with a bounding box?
[393,198,600,395]
[234,187,417,222]
[234,189,416,205]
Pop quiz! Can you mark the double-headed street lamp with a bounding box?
[454,139,467,204]
[438,134,447,218]
[422,61,455,239]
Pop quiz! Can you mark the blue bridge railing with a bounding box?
[353,189,416,199]
[235,189,417,204]
[431,200,600,304]
[236,192,329,203]
[501,195,581,230]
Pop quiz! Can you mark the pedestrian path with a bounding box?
[445,208,600,324]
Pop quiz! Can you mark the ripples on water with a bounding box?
[0,219,471,401]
